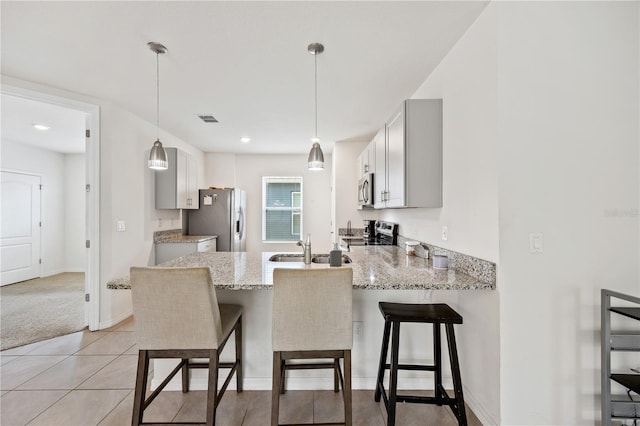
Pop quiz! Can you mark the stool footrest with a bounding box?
[383,363,436,372]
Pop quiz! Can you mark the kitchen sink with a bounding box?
[268,254,352,264]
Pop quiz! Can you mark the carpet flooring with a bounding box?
[0,272,86,350]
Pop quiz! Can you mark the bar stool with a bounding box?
[374,302,467,426]
[130,267,243,426]
[271,267,353,426]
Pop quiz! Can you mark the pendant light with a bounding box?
[147,42,169,170]
[307,42,325,171]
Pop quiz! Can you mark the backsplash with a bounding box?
[397,235,496,285]
[338,228,364,237]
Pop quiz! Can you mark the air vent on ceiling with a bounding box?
[198,115,219,123]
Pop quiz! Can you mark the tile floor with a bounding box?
[1,317,482,425]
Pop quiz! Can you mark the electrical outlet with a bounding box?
[441,225,448,241]
[353,322,364,340]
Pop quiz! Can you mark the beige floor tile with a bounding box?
[1,355,18,366]
[17,355,116,390]
[78,355,138,389]
[352,390,385,426]
[314,390,346,424]
[142,390,185,423]
[97,390,134,426]
[0,390,68,426]
[124,343,139,355]
[75,331,136,355]
[25,331,107,355]
[0,355,67,390]
[111,316,136,332]
[27,389,130,426]
[0,339,49,356]
[276,390,314,425]
[241,390,272,426]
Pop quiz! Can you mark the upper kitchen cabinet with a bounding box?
[375,99,442,209]
[155,147,199,210]
[357,139,376,178]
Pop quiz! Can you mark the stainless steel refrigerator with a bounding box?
[187,188,246,252]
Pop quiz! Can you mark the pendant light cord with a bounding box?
[314,51,318,140]
[156,51,160,141]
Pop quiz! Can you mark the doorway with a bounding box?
[0,85,100,332]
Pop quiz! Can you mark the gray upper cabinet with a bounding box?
[373,99,442,209]
[155,147,199,210]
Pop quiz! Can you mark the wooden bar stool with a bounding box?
[374,302,467,426]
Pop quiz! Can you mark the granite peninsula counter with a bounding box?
[107,245,495,291]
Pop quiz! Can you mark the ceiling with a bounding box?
[1,1,488,155]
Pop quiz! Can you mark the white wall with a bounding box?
[497,2,639,424]
[332,140,379,238]
[205,153,334,253]
[64,154,86,271]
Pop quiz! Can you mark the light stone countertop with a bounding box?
[154,233,217,244]
[107,246,495,291]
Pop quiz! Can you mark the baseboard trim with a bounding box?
[98,309,132,330]
[463,384,499,425]
[151,376,455,392]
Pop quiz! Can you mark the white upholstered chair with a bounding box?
[130,267,243,426]
[271,267,353,426]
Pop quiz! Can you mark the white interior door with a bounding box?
[1,171,41,286]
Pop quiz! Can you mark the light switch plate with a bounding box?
[529,232,543,254]
[441,225,448,241]
[116,220,126,232]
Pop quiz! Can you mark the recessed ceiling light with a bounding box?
[32,123,50,131]
[240,137,251,143]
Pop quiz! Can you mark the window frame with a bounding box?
[262,176,303,243]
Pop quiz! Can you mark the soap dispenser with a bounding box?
[329,243,342,267]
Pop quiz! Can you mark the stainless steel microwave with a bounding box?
[358,173,374,208]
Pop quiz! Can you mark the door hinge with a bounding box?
[85,240,90,248]
[85,129,91,138]
[85,293,90,302]
[39,221,42,227]
[39,184,43,190]
[86,184,91,192]
[39,259,42,264]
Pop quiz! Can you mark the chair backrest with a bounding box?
[130,267,222,350]
[272,267,353,352]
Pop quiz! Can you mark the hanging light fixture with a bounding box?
[147,42,169,170]
[307,42,325,171]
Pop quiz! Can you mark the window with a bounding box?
[262,177,303,242]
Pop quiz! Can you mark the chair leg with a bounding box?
[131,350,149,426]
[235,316,243,392]
[280,359,286,394]
[374,319,392,402]
[343,350,352,426]
[434,323,442,405]
[387,321,401,426]
[182,358,190,393]
[334,358,340,392]
[205,350,218,426]
[271,351,282,426]
[446,324,468,426]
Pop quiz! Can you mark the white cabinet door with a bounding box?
[155,148,199,210]
[373,129,386,209]
[385,108,405,208]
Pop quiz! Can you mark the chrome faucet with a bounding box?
[297,234,312,264]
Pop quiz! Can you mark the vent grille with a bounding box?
[198,115,219,123]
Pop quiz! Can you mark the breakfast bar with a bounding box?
[106,245,496,291]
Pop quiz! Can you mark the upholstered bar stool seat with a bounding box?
[374,302,467,426]
[130,267,243,426]
[271,267,353,426]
